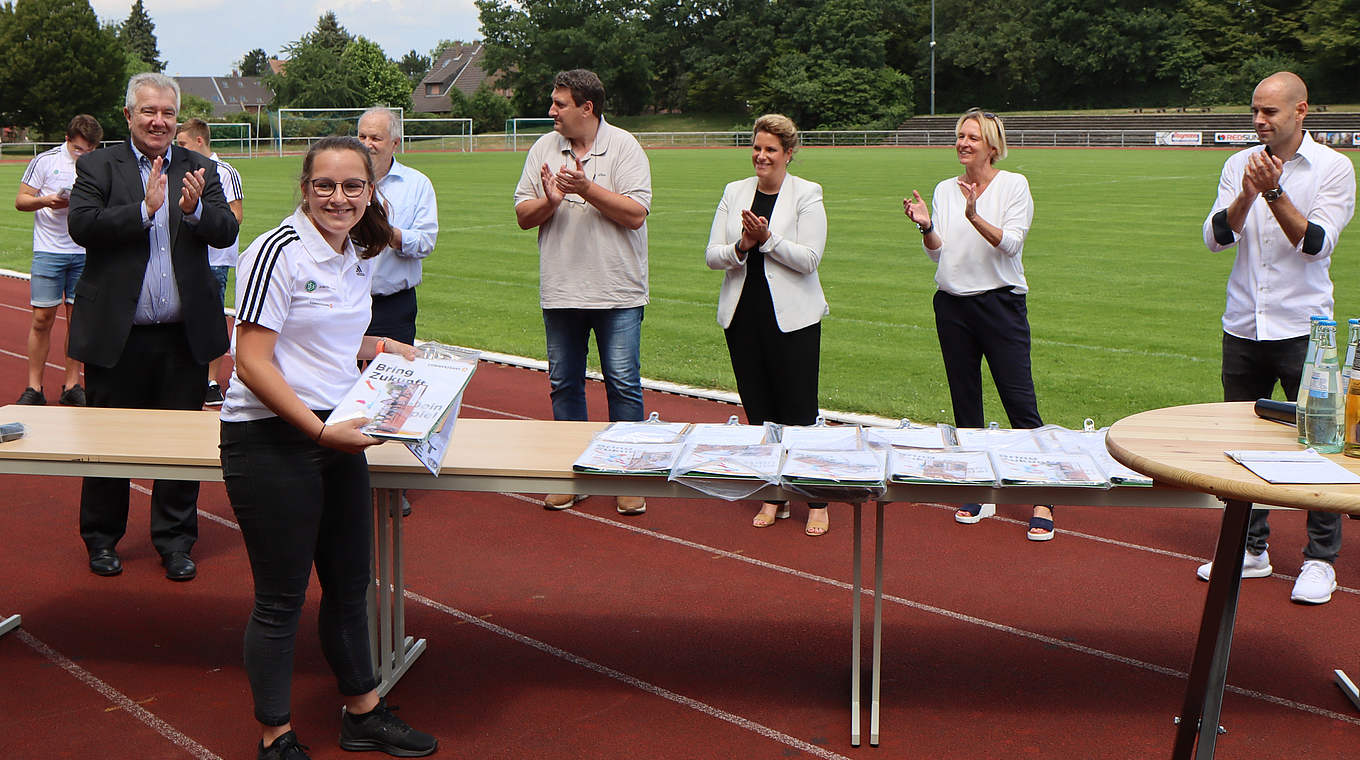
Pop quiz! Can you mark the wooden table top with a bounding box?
[1106,401,1360,515]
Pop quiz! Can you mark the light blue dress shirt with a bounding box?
[369,158,438,296]
[131,143,201,325]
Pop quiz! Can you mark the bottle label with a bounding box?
[1309,370,1331,397]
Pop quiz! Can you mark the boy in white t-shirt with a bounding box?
[175,118,244,406]
[14,114,103,406]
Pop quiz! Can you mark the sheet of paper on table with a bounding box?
[1225,449,1360,484]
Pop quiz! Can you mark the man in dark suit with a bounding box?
[67,73,238,581]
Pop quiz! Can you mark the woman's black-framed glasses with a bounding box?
[309,179,369,198]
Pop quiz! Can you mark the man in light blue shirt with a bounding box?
[356,107,438,345]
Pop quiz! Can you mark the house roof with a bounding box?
[175,76,273,118]
[411,43,501,114]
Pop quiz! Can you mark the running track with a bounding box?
[0,273,1356,759]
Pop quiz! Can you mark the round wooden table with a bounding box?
[1107,401,1360,759]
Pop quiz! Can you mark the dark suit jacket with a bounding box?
[67,142,238,368]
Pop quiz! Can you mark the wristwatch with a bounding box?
[1262,186,1284,203]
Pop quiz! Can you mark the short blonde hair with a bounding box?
[753,113,799,157]
[956,108,1007,163]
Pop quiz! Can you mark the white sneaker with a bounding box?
[1290,560,1337,604]
[1196,550,1272,581]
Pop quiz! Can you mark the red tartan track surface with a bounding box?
[0,272,1357,759]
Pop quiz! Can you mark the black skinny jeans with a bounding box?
[220,414,378,726]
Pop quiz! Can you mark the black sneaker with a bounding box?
[339,698,437,757]
[59,384,86,406]
[259,730,310,760]
[204,382,224,406]
[16,387,45,405]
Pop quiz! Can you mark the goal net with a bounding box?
[506,117,556,151]
[206,122,252,159]
[274,107,405,156]
[403,117,473,152]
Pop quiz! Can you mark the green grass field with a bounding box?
[2,146,1357,428]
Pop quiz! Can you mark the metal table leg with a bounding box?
[1173,498,1252,760]
[851,502,862,747]
[369,487,426,695]
[870,500,885,746]
[0,613,19,637]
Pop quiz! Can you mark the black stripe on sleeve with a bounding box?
[1303,222,1326,255]
[1211,210,1236,246]
[238,226,298,324]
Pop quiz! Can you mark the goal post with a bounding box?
[402,117,473,153]
[206,122,252,159]
[506,117,556,151]
[274,107,405,156]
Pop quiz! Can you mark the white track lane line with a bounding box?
[497,492,1360,727]
[13,630,223,760]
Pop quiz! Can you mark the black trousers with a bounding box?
[724,311,821,428]
[79,324,207,555]
[367,287,417,344]
[933,288,1043,429]
[221,414,378,726]
[1222,332,1342,562]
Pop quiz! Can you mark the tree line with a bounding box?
[476,0,1360,128]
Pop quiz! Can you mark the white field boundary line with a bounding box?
[13,629,223,760]
[501,492,1360,727]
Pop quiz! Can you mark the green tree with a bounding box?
[340,37,414,110]
[307,11,353,55]
[179,93,215,121]
[468,84,514,133]
[0,0,126,139]
[238,48,269,77]
[398,49,431,85]
[266,40,363,108]
[1300,0,1360,103]
[119,0,163,72]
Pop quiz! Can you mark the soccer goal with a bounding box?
[206,122,253,159]
[274,107,405,156]
[506,117,556,151]
[403,117,473,153]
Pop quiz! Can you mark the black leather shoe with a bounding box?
[161,551,197,581]
[88,548,122,576]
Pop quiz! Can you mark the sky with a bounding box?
[90,0,483,77]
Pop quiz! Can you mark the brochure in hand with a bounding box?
[889,449,997,485]
[326,349,478,445]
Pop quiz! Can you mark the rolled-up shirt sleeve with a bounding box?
[1203,156,1244,252]
[1297,158,1357,258]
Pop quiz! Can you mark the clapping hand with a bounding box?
[540,162,564,205]
[1242,150,1283,198]
[554,155,592,197]
[957,179,979,218]
[179,167,207,214]
[903,190,930,228]
[740,208,770,250]
[144,155,167,214]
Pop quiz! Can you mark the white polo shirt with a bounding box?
[21,143,84,254]
[208,152,243,268]
[221,207,373,421]
[513,117,652,309]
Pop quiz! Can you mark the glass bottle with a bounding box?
[1344,318,1360,386]
[1296,315,1326,444]
[1345,346,1360,457]
[1304,320,1343,453]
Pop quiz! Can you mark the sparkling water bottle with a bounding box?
[1344,318,1360,386]
[1297,315,1327,444]
[1304,320,1344,453]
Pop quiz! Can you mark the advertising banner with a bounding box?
[1155,131,1203,146]
[1215,132,1260,144]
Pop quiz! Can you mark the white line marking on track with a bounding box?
[497,492,1360,726]
[13,629,223,759]
[403,589,856,760]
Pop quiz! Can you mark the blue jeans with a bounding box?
[30,251,85,307]
[543,306,645,422]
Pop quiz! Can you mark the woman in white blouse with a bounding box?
[903,108,1053,541]
[705,114,831,536]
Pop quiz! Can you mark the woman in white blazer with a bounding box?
[705,114,831,536]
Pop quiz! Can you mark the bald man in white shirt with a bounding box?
[1198,71,1356,604]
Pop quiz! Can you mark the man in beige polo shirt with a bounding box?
[514,68,652,516]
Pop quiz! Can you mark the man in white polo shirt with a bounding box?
[14,114,103,407]
[175,118,244,406]
[514,69,652,516]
